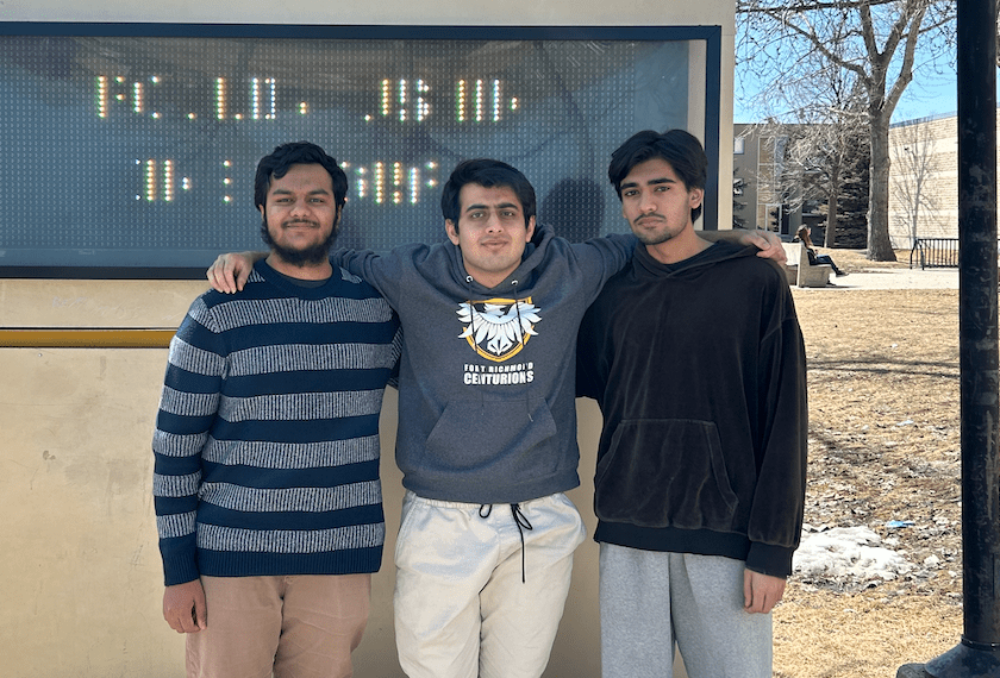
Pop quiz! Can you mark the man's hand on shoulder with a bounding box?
[163,579,207,633]
[743,569,786,614]
[738,229,787,265]
[701,228,787,265]
[207,251,264,293]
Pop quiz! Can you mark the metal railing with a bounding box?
[910,238,960,270]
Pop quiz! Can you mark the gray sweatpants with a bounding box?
[599,544,772,678]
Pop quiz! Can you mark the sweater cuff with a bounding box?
[160,537,200,586]
[746,542,795,578]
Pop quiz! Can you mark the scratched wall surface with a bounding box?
[0,345,632,678]
[0,348,180,675]
[0,280,208,328]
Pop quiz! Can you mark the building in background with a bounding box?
[887,112,961,248]
[734,122,869,247]
[733,123,822,236]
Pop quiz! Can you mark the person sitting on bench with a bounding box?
[796,226,847,277]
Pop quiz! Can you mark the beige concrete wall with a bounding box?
[888,110,1000,248]
[888,115,960,247]
[1,0,731,28]
[1,1,732,674]
[0,343,687,677]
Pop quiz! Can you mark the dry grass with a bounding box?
[775,249,964,677]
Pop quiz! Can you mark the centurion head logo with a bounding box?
[457,297,542,362]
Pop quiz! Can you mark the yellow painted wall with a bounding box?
[1,1,732,675]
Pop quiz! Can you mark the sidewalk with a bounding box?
[793,268,959,291]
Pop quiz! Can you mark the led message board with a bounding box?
[0,24,719,277]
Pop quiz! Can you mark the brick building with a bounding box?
[888,109,1000,248]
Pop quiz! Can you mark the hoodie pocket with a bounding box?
[422,398,559,478]
[594,419,738,531]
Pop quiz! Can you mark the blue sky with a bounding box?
[732,62,975,125]
[890,65,963,123]
[731,23,999,126]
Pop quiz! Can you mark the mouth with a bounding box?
[283,221,319,230]
[635,215,663,227]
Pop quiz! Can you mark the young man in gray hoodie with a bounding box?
[208,155,783,678]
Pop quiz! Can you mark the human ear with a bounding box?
[445,219,460,245]
[524,216,536,242]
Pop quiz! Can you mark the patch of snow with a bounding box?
[794,526,912,583]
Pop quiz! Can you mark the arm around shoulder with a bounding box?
[704,228,786,264]
[207,251,266,293]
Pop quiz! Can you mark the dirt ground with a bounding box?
[775,250,964,677]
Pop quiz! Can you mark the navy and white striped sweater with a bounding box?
[153,260,400,586]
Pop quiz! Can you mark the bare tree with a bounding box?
[753,66,869,248]
[737,0,955,261]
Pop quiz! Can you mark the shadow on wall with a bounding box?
[540,177,607,242]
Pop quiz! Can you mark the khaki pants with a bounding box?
[186,573,371,678]
[393,491,586,678]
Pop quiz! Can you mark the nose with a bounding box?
[289,198,311,217]
[484,212,504,232]
[640,193,657,213]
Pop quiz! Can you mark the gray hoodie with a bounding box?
[336,225,633,504]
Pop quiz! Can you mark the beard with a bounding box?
[634,230,676,247]
[631,215,679,247]
[260,216,338,266]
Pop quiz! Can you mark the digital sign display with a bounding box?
[0,24,719,276]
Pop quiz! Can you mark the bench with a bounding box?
[796,243,832,287]
[779,242,831,287]
[780,243,799,285]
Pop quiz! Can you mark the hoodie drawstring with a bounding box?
[479,502,534,583]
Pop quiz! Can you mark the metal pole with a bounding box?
[922,0,1000,674]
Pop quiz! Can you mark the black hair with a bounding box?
[608,129,708,223]
[254,141,348,211]
[440,158,536,230]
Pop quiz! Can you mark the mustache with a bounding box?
[633,213,664,224]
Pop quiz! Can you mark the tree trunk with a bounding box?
[867,109,897,261]
[825,167,840,248]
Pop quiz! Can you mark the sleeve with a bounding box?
[570,233,637,303]
[331,249,403,308]
[745,288,808,578]
[152,297,226,586]
[575,296,610,401]
[387,321,403,390]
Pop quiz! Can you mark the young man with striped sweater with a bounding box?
[153,142,400,678]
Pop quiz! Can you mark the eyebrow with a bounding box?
[621,177,677,190]
[464,201,521,212]
[270,187,332,196]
